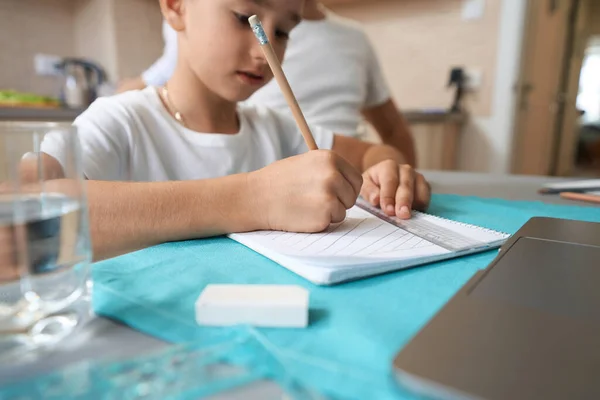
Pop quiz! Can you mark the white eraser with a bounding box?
[195,284,309,328]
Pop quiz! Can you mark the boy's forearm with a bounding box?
[380,127,417,166]
[84,174,260,260]
[361,144,407,171]
[362,99,417,166]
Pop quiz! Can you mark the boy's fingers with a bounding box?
[395,165,415,219]
[413,173,431,211]
[334,175,360,209]
[360,176,380,205]
[330,201,347,224]
[335,156,363,198]
[377,165,399,215]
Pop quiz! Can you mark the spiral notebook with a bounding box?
[229,201,510,285]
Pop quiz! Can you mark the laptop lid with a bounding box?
[393,217,600,400]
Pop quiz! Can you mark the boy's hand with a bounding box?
[360,160,431,219]
[250,150,363,232]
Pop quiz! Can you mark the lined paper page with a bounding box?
[230,206,509,284]
[233,207,449,264]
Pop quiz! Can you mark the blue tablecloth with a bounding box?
[91,194,600,399]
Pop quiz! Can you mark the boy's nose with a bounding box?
[249,40,266,63]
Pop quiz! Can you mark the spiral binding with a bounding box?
[411,210,510,238]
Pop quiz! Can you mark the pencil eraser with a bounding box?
[195,284,309,328]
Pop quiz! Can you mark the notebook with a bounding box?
[229,200,510,285]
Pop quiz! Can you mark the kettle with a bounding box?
[56,58,107,109]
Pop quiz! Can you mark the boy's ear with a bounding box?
[159,0,186,32]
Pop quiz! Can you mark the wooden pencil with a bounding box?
[559,192,600,205]
[248,15,318,151]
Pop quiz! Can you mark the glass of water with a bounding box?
[0,121,92,360]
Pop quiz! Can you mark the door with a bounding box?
[511,0,577,176]
[555,0,596,176]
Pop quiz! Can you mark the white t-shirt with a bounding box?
[141,21,177,87]
[41,87,334,182]
[245,14,390,136]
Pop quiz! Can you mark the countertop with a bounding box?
[0,106,84,122]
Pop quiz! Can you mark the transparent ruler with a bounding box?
[355,198,488,252]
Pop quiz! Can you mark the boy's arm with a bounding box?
[20,154,258,260]
[84,177,259,260]
[332,134,404,172]
[43,175,258,261]
[361,99,417,166]
[32,151,362,260]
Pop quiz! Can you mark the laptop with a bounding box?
[393,217,600,400]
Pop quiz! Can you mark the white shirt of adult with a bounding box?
[41,87,333,182]
[245,12,391,136]
[141,20,178,87]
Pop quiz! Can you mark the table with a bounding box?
[1,171,594,393]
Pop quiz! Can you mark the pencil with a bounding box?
[559,192,600,205]
[248,15,318,151]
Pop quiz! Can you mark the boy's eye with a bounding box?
[233,12,251,25]
[275,30,290,41]
[233,12,289,41]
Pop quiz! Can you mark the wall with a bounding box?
[465,0,527,173]
[0,0,164,96]
[330,0,500,117]
[112,0,164,80]
[589,36,600,49]
[0,0,75,96]
[577,2,600,121]
[74,0,163,82]
[329,0,527,173]
[73,0,118,82]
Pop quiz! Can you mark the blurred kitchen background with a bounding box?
[0,0,599,177]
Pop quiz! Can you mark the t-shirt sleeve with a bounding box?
[363,36,391,109]
[272,109,335,157]
[141,21,177,86]
[41,98,130,181]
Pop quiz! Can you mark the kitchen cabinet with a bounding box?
[406,111,466,171]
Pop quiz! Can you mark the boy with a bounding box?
[41,0,431,261]
[247,0,416,164]
[118,1,416,165]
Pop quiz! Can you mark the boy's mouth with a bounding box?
[236,70,266,86]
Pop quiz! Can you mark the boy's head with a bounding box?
[161,0,304,102]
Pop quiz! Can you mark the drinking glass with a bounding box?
[0,121,92,360]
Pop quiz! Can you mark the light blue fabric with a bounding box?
[91,195,600,399]
[2,332,338,399]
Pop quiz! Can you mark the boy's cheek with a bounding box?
[262,74,275,86]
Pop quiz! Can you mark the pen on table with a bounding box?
[248,15,318,151]
[538,181,600,194]
[539,187,600,194]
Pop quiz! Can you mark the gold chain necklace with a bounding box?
[161,85,186,128]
